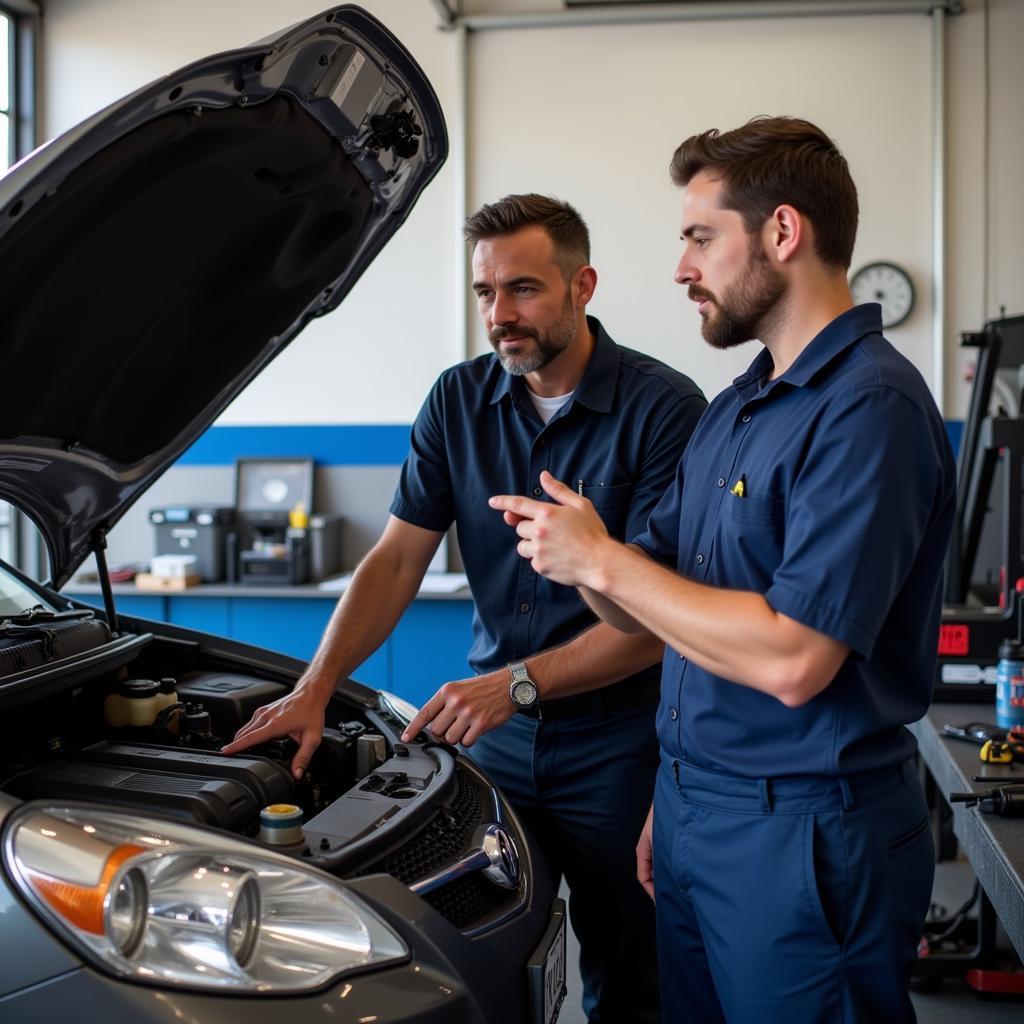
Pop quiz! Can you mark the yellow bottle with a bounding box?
[289,501,309,531]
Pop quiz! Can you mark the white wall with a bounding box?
[945,0,1024,411]
[467,12,934,402]
[42,0,462,425]
[40,0,1024,421]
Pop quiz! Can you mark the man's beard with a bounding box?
[489,292,577,375]
[689,238,786,350]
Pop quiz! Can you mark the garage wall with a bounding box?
[36,0,1024,571]
[459,1,1023,417]
[41,0,1024,423]
[985,1,1024,324]
[946,0,1024,407]
[466,11,934,404]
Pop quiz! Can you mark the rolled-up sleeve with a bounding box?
[389,375,455,533]
[765,386,943,659]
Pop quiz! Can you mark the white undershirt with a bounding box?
[528,388,574,425]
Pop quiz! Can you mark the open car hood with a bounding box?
[0,5,447,589]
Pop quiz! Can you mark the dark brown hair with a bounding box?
[464,194,590,280]
[670,116,859,270]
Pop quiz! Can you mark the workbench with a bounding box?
[909,704,1024,959]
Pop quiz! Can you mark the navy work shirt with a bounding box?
[633,305,956,777]
[391,316,707,677]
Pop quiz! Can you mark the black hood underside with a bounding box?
[0,97,372,464]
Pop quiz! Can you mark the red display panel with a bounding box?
[938,623,970,657]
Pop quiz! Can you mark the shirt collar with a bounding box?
[488,315,621,413]
[733,303,883,399]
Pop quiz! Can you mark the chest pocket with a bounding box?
[718,493,786,587]
[728,494,785,524]
[581,482,633,539]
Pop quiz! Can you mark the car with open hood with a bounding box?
[0,8,565,1023]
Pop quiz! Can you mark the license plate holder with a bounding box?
[527,898,567,1024]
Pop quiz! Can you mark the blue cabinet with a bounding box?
[62,590,474,709]
[167,596,231,637]
[391,602,474,705]
[106,594,166,621]
[225,598,331,660]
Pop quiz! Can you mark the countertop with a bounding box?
[63,575,472,601]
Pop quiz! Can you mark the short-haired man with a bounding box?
[485,122,956,1022]
[227,194,707,1023]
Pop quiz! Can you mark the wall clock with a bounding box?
[850,261,915,328]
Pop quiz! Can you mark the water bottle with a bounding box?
[995,640,1024,730]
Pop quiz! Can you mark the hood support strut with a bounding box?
[90,528,120,636]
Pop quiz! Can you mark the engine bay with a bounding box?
[0,633,463,880]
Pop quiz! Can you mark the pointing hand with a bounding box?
[489,471,611,588]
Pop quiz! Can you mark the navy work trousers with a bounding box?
[653,754,934,1023]
[469,701,661,1024]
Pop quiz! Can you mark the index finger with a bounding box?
[401,690,447,742]
[488,493,546,518]
[222,721,275,755]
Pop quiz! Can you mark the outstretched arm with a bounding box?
[490,472,848,708]
[223,516,443,776]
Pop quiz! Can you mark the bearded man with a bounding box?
[483,122,956,1023]
[228,194,707,1023]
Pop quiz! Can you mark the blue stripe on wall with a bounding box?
[176,421,967,467]
[176,425,413,467]
[946,419,963,458]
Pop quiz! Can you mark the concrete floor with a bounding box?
[554,857,1024,1023]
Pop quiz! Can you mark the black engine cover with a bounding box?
[6,742,294,834]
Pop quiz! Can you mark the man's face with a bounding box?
[472,225,578,376]
[674,171,786,349]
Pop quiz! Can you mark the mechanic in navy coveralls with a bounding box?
[227,194,707,1023]
[473,120,956,1022]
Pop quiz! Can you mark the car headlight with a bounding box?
[3,805,407,993]
[378,689,420,727]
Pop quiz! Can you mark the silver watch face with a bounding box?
[511,680,537,706]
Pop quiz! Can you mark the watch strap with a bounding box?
[509,660,532,685]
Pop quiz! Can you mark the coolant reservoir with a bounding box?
[154,677,180,733]
[103,678,162,728]
[155,677,178,709]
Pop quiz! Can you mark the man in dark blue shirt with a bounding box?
[489,121,955,1022]
[229,194,707,1023]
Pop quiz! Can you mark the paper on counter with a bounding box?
[316,572,354,592]
[416,572,469,594]
[317,571,468,595]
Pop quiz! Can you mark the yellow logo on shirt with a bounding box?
[730,475,746,498]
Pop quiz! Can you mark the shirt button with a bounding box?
[742,414,752,423]
[696,553,704,565]
[520,602,530,614]
[717,478,725,487]
[533,487,542,496]
[669,707,678,720]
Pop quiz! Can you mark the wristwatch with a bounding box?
[508,660,540,716]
